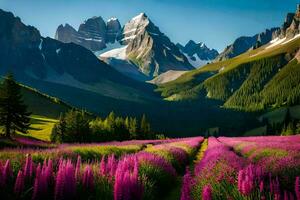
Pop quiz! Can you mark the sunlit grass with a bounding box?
[17,115,58,142]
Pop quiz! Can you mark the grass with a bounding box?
[17,115,58,142]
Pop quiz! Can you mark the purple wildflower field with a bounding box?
[0,137,204,199]
[1,136,300,199]
[180,136,300,200]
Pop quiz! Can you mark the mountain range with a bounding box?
[215,28,280,61]
[55,16,121,51]
[177,40,219,68]
[56,13,195,79]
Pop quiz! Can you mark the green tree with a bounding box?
[140,114,151,139]
[52,110,90,143]
[50,114,66,142]
[0,74,31,137]
[129,117,138,139]
[296,121,300,134]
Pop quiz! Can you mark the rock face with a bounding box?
[55,17,121,52]
[57,13,193,78]
[176,40,219,67]
[273,5,300,39]
[117,13,193,77]
[216,28,279,61]
[106,18,121,43]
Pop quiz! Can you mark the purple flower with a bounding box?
[114,155,143,200]
[24,154,33,180]
[180,167,193,200]
[99,155,106,176]
[202,185,212,200]
[82,165,94,190]
[54,159,76,200]
[259,181,264,192]
[14,170,25,196]
[0,159,12,187]
[296,177,300,200]
[75,155,81,181]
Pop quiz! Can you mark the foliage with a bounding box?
[51,110,90,143]
[0,74,31,137]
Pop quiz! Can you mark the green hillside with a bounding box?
[16,85,71,141]
[157,36,300,112]
[21,85,71,118]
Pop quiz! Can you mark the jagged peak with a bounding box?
[186,40,197,46]
[132,13,147,20]
[107,17,119,22]
[83,16,105,24]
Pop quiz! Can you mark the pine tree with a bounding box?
[129,117,138,139]
[140,114,150,139]
[50,114,66,142]
[0,74,31,137]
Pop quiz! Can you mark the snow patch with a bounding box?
[132,13,145,21]
[282,34,300,45]
[184,53,209,68]
[39,39,43,50]
[100,45,128,60]
[123,28,137,35]
[56,48,61,54]
[77,37,103,42]
[266,37,286,49]
[108,17,118,22]
[163,45,171,51]
[121,35,136,41]
[94,42,124,56]
[219,67,225,72]
[149,32,159,36]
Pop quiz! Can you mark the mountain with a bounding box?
[157,5,300,113]
[273,4,300,39]
[0,8,158,107]
[215,28,279,61]
[55,16,121,52]
[176,40,219,68]
[99,13,194,78]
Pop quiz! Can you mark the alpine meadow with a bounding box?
[0,0,300,199]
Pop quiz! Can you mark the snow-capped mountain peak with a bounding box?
[177,40,219,68]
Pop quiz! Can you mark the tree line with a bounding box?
[51,110,155,143]
[263,108,300,136]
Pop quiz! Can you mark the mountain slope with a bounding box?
[215,28,279,61]
[148,70,188,85]
[177,40,219,68]
[157,5,300,112]
[0,8,157,104]
[21,85,71,118]
[99,13,194,78]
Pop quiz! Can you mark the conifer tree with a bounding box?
[0,74,31,137]
[140,114,150,138]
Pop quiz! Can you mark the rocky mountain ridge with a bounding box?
[215,28,279,61]
[177,40,219,68]
[55,16,121,52]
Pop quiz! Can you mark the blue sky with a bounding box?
[0,0,299,51]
